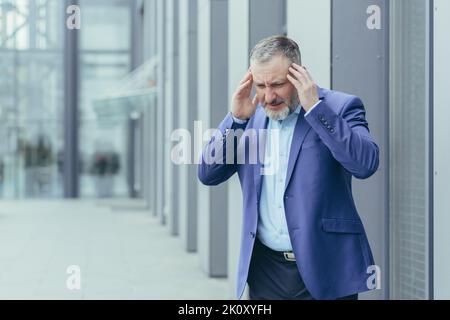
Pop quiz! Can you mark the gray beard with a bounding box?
[264,105,291,121]
[263,98,298,121]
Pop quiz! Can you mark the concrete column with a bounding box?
[197,0,229,277]
[143,0,157,61]
[164,0,180,235]
[178,0,198,252]
[142,0,158,215]
[227,0,249,300]
[156,0,166,223]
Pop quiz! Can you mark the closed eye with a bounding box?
[256,83,285,89]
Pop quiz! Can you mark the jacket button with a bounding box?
[250,232,255,239]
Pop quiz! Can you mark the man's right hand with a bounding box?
[231,71,261,121]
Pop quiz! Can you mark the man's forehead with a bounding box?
[252,71,288,84]
[251,57,290,83]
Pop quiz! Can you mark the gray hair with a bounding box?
[250,35,301,66]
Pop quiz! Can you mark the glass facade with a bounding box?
[78,0,132,198]
[0,0,135,199]
[0,0,64,198]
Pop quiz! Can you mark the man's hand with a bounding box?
[231,70,261,121]
[287,64,320,112]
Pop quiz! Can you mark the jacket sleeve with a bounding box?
[197,112,248,186]
[304,96,379,179]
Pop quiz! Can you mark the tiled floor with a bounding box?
[0,200,229,300]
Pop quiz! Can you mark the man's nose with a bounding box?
[265,88,277,103]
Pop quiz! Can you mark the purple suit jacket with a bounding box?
[198,87,379,299]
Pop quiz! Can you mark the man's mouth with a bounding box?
[267,101,284,108]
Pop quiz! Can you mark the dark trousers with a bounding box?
[247,238,358,300]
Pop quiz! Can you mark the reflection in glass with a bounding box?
[0,0,64,198]
[78,0,132,198]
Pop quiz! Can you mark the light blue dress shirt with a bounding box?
[232,101,320,252]
[257,107,301,251]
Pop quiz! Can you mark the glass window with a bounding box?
[0,0,64,198]
[78,0,132,198]
[389,0,430,299]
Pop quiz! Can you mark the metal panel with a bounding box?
[197,0,229,277]
[332,0,389,300]
[130,0,144,70]
[142,0,158,215]
[156,0,166,222]
[186,1,199,252]
[164,0,180,236]
[286,0,331,89]
[433,0,450,300]
[228,0,249,298]
[64,0,80,198]
[178,0,199,252]
[209,0,229,277]
[249,0,286,48]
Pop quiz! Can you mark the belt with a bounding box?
[255,238,296,262]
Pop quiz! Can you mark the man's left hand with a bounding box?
[287,63,320,112]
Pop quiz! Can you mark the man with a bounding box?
[198,36,379,300]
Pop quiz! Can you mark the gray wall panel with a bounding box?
[227,0,249,300]
[249,0,286,48]
[434,0,450,299]
[179,0,198,252]
[156,0,166,222]
[197,0,229,277]
[332,0,389,300]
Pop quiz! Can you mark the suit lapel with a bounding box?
[252,107,269,202]
[284,88,325,190]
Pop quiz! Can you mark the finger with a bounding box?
[239,71,252,85]
[292,64,313,82]
[236,79,252,95]
[291,63,304,71]
[288,66,307,84]
[299,65,314,81]
[287,74,302,90]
